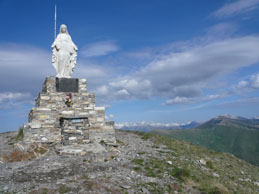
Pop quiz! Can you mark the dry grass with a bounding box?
[3,143,48,162]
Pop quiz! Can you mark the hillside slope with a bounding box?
[0,130,259,193]
[151,116,259,166]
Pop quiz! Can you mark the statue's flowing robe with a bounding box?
[51,33,78,78]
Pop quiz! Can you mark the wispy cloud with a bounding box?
[213,97,259,109]
[81,41,119,57]
[207,23,237,37]
[164,94,222,105]
[213,0,259,18]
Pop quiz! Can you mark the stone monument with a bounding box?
[23,24,116,148]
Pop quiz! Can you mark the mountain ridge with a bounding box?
[115,121,201,132]
[115,115,259,132]
[150,115,259,166]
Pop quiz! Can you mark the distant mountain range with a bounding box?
[115,121,201,132]
[151,115,259,166]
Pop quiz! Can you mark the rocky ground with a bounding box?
[0,130,259,194]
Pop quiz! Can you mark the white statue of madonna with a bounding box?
[51,24,78,78]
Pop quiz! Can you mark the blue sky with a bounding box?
[0,0,259,132]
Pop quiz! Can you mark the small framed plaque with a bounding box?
[56,78,79,92]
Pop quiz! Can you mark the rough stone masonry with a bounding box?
[23,76,116,145]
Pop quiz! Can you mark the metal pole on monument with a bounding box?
[54,4,57,40]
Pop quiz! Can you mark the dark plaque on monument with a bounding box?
[56,78,79,92]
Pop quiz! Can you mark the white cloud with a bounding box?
[109,114,114,118]
[0,92,31,103]
[204,94,221,101]
[213,0,259,18]
[105,114,115,120]
[0,44,50,69]
[237,80,249,88]
[73,60,119,103]
[0,92,33,109]
[251,74,259,88]
[81,41,119,57]
[233,73,259,92]
[140,36,259,94]
[74,63,110,86]
[1,35,259,108]
[0,43,119,107]
[96,85,109,95]
[0,43,54,95]
[117,89,130,97]
[109,78,152,99]
[164,94,222,105]
[165,97,192,105]
[100,36,259,104]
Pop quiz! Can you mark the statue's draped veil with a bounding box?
[60,24,69,34]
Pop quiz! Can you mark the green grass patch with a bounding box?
[132,158,144,165]
[145,170,157,177]
[198,185,229,194]
[142,133,153,140]
[145,182,165,193]
[206,160,214,169]
[116,139,126,145]
[130,130,259,193]
[40,188,48,194]
[16,127,24,141]
[143,158,169,178]
[81,174,89,180]
[58,184,71,193]
[171,168,190,181]
[151,123,259,166]
[133,166,141,171]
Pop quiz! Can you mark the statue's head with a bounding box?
[60,24,68,34]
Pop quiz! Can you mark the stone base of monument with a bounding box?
[23,77,116,154]
[55,142,107,155]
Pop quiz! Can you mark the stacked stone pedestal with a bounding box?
[24,77,116,144]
